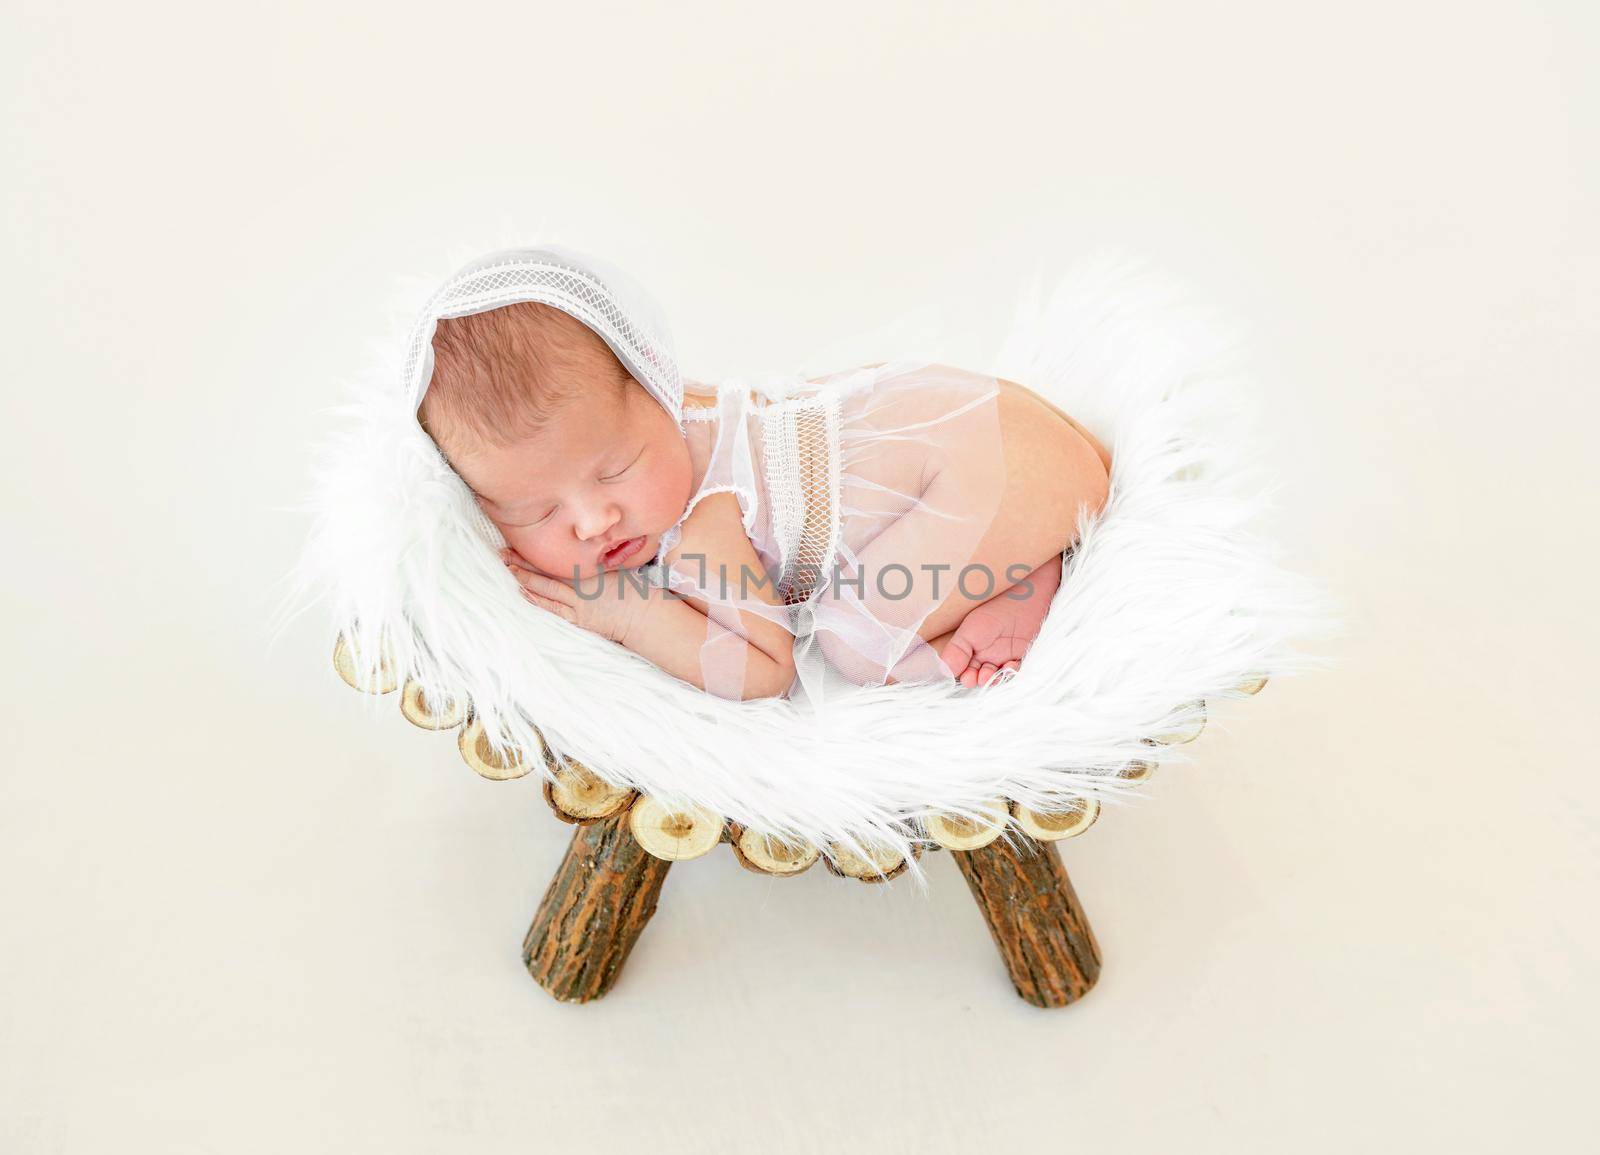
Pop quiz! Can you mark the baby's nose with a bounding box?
[575,504,621,541]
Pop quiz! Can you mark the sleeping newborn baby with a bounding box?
[419,295,1111,704]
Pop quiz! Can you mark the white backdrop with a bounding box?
[2,2,1595,1151]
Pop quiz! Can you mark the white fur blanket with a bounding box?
[287,255,1332,884]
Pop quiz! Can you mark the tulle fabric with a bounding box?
[648,360,1007,706]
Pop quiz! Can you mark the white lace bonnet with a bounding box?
[399,244,685,431]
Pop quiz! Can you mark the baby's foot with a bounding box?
[940,555,1063,688]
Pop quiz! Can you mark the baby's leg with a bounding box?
[818,380,1108,688]
[825,468,1096,686]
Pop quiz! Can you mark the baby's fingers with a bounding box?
[500,547,539,576]
[500,546,554,577]
[517,585,576,623]
[503,555,575,605]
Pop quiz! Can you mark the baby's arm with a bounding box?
[621,590,793,700]
[628,492,796,701]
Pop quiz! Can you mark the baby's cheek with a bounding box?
[639,472,668,515]
[643,461,691,523]
[500,527,555,576]
[496,523,526,554]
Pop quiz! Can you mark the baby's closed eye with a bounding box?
[602,447,643,480]
[505,447,644,526]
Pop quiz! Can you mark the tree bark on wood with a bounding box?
[952,836,1101,1008]
[522,813,672,1003]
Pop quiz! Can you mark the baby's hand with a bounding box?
[502,548,659,645]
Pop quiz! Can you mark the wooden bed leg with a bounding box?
[522,813,672,1003]
[952,836,1102,1007]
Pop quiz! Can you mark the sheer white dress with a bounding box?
[648,360,1007,707]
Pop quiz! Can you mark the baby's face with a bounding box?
[449,379,693,581]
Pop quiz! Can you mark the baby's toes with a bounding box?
[940,636,974,680]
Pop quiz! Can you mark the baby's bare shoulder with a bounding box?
[666,491,774,596]
[677,488,748,542]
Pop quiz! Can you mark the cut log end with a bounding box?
[542,757,635,824]
[1144,700,1207,746]
[1118,759,1156,784]
[457,716,535,781]
[627,796,724,861]
[399,679,467,730]
[332,634,398,694]
[922,800,1009,851]
[823,838,921,883]
[727,824,821,876]
[1011,797,1101,842]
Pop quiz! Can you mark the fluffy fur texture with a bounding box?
[285,248,1334,887]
